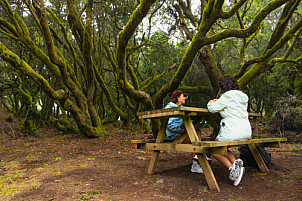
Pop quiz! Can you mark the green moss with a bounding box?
[294,75,302,97]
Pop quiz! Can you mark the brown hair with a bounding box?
[219,75,240,93]
[171,90,186,103]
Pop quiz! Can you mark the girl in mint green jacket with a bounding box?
[207,75,252,186]
[207,89,252,141]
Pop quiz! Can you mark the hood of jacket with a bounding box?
[223,90,249,104]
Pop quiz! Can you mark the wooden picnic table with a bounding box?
[131,106,286,192]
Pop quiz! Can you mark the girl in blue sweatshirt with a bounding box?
[165,90,206,173]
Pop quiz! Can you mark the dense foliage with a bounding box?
[270,95,302,132]
[0,0,301,137]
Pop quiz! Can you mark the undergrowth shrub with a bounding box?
[5,115,13,122]
[269,95,302,133]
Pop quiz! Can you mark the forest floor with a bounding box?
[0,109,301,200]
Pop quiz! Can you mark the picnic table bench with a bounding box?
[130,106,287,192]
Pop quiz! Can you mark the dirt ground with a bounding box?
[0,115,301,200]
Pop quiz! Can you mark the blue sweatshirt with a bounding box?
[164,102,184,139]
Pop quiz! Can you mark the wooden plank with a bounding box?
[197,154,220,192]
[139,106,209,114]
[251,138,286,143]
[147,118,168,175]
[193,138,287,147]
[129,138,285,149]
[248,143,269,173]
[127,137,212,144]
[138,107,180,117]
[181,106,260,117]
[138,107,260,119]
[139,111,185,119]
[179,107,212,115]
[138,111,199,119]
[183,116,199,142]
[138,108,164,116]
[137,107,210,119]
[147,151,160,175]
[172,130,188,144]
[128,139,156,143]
[248,112,261,117]
[144,143,227,154]
[127,139,172,144]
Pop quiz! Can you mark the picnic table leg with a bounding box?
[248,144,269,173]
[147,118,168,175]
[183,117,199,142]
[197,153,220,192]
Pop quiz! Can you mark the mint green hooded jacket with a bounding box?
[207,90,252,141]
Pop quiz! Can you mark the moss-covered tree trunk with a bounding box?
[116,0,160,134]
[294,75,302,97]
[0,0,107,137]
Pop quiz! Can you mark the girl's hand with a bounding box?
[208,99,217,104]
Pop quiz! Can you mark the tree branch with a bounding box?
[0,42,61,100]
[237,12,302,78]
[205,0,289,45]
[140,63,176,91]
[219,0,248,19]
[117,0,157,107]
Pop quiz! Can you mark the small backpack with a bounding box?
[238,146,272,168]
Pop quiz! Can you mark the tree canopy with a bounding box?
[0,0,301,137]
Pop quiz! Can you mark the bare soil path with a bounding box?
[0,122,301,201]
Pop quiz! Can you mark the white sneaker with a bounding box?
[229,159,243,181]
[193,155,212,161]
[233,167,245,186]
[191,163,203,173]
[206,155,212,161]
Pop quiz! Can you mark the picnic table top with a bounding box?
[138,106,261,119]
